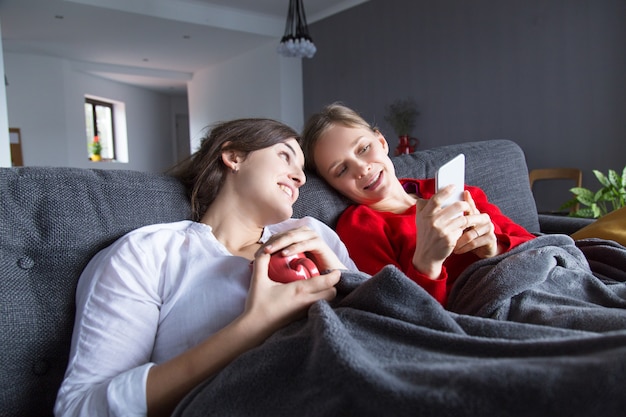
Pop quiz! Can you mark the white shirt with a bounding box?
[54,217,356,417]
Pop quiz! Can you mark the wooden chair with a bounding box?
[529,168,582,214]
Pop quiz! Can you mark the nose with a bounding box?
[291,166,306,187]
[355,160,371,179]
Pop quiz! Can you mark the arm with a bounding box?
[410,181,535,275]
[453,187,536,257]
[146,253,340,416]
[56,226,341,417]
[336,205,449,304]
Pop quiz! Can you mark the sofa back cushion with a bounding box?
[294,139,540,233]
[0,167,191,417]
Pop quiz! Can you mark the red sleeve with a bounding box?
[336,205,448,305]
[465,185,536,251]
[411,178,535,252]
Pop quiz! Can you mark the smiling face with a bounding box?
[313,124,398,208]
[236,138,306,225]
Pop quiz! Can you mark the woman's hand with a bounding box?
[244,251,340,334]
[413,185,471,278]
[255,226,347,272]
[453,190,501,259]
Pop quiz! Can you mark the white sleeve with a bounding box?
[54,234,162,417]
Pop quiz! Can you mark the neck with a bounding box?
[369,181,417,214]
[200,197,264,259]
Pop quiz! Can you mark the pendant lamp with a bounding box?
[277,0,316,58]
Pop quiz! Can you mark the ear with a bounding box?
[221,145,243,172]
[374,129,390,154]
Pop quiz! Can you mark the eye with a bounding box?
[279,151,290,162]
[335,165,347,178]
[358,144,370,154]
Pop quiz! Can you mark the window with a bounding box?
[85,98,115,161]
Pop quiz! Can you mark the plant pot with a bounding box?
[395,135,419,155]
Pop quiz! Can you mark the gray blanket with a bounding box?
[447,234,626,331]
[174,237,626,417]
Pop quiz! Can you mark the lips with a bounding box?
[363,171,383,190]
[278,183,297,202]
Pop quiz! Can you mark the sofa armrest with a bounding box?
[538,214,594,235]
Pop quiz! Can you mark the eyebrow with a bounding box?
[283,141,305,170]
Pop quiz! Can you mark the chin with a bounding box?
[268,208,293,225]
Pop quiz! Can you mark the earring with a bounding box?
[231,166,238,174]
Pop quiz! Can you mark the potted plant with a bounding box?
[384,98,419,137]
[561,166,626,218]
[90,136,102,162]
[384,98,420,155]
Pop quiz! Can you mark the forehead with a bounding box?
[316,125,368,154]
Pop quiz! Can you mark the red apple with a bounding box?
[268,252,320,283]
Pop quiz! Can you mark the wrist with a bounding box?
[412,257,444,280]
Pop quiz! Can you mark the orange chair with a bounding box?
[529,168,582,214]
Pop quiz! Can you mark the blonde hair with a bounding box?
[301,102,378,173]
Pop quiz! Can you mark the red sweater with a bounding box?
[336,178,536,306]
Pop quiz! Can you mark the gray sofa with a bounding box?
[0,139,590,417]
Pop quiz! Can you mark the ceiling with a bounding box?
[0,0,369,95]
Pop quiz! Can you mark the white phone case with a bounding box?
[435,153,465,212]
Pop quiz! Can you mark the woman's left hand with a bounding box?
[255,226,347,271]
[454,191,501,259]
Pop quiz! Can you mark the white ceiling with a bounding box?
[0,0,369,95]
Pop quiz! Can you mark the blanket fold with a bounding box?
[447,235,626,331]
[174,261,626,417]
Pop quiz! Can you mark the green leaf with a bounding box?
[593,170,610,187]
[608,169,621,189]
[591,204,602,218]
[570,187,593,198]
[559,199,577,210]
[595,188,613,202]
[572,188,595,206]
[574,207,595,218]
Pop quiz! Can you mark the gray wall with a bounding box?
[303,0,626,213]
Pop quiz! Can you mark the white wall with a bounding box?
[2,40,304,170]
[0,20,12,167]
[3,51,179,172]
[188,41,303,151]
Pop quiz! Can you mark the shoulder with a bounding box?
[124,219,195,236]
[99,220,196,257]
[268,216,334,235]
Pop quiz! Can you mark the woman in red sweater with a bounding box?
[301,103,535,306]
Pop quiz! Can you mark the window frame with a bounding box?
[85,97,117,161]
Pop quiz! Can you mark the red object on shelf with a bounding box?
[395,135,419,155]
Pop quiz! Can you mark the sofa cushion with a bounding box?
[571,206,626,246]
[0,167,191,417]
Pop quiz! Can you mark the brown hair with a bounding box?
[301,102,378,173]
[170,118,299,221]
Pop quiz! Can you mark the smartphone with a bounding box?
[435,153,465,214]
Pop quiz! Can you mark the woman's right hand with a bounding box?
[256,226,347,272]
[242,251,340,336]
[412,185,471,279]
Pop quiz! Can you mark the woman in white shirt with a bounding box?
[54,118,356,417]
